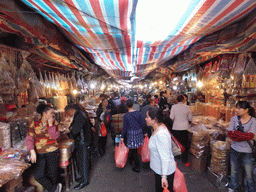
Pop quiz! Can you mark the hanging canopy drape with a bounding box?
[1,0,256,79]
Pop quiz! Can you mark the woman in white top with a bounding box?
[146,108,176,192]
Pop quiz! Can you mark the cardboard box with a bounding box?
[189,152,209,174]
[2,176,23,192]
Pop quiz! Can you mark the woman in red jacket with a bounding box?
[26,103,62,192]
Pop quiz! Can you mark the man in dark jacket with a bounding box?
[65,104,93,190]
[158,91,168,110]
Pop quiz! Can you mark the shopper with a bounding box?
[183,94,190,105]
[112,91,121,107]
[158,91,168,110]
[154,95,159,106]
[64,103,93,190]
[120,99,146,172]
[141,98,155,137]
[96,98,114,155]
[26,103,62,192]
[227,101,256,192]
[146,107,176,192]
[117,96,128,114]
[170,95,192,165]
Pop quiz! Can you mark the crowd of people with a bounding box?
[25,89,256,192]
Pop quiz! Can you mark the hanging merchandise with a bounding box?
[77,75,83,90]
[0,55,16,96]
[242,55,256,89]
[211,56,221,73]
[49,72,55,96]
[203,62,212,76]
[39,71,46,98]
[44,72,51,98]
[71,72,77,90]
[68,75,73,90]
[28,74,39,103]
[234,53,247,74]
[219,54,233,71]
[17,51,34,91]
[197,67,203,81]
[54,73,60,90]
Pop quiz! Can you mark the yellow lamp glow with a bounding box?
[73,89,78,95]
[197,81,203,88]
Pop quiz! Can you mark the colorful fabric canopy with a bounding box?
[5,0,256,79]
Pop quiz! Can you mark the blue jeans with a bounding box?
[230,149,255,192]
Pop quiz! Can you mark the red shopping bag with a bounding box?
[137,136,150,162]
[173,166,188,192]
[171,134,185,156]
[115,141,129,168]
[100,122,107,137]
[163,187,170,192]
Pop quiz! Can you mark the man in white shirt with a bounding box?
[170,95,192,165]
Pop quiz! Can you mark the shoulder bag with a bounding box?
[237,116,256,159]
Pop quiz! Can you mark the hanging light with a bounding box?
[73,89,78,95]
[101,84,105,90]
[90,82,96,89]
[197,81,203,88]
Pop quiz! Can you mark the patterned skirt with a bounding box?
[126,129,144,149]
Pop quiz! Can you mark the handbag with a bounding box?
[137,136,150,162]
[115,140,129,168]
[237,116,256,158]
[171,134,185,156]
[100,122,107,137]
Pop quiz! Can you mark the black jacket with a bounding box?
[68,110,93,147]
[158,97,168,110]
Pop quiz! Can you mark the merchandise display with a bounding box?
[210,140,231,176]
[0,158,30,187]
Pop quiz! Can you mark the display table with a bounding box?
[0,158,30,190]
[58,138,74,191]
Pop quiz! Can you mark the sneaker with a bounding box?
[228,188,234,192]
[185,162,191,167]
[55,183,62,192]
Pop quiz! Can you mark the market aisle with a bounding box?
[68,135,227,192]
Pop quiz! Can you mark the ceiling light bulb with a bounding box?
[73,90,78,95]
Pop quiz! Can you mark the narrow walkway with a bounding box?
[69,135,228,192]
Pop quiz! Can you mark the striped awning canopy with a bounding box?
[1,0,256,80]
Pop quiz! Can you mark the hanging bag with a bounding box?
[137,136,150,162]
[171,134,185,156]
[115,140,129,168]
[100,122,107,137]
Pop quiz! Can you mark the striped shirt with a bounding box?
[26,119,59,154]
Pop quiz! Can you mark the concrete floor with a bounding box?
[67,135,228,192]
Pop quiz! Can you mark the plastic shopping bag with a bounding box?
[171,134,185,156]
[137,136,150,162]
[115,141,129,168]
[173,166,188,192]
[100,122,107,137]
